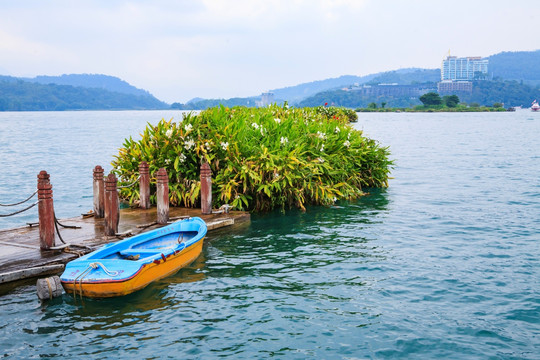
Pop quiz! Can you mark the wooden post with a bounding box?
[93,165,105,218]
[156,167,169,224]
[139,161,150,209]
[104,173,119,236]
[36,276,63,300]
[37,171,55,250]
[200,162,212,215]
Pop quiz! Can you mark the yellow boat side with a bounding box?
[62,238,204,298]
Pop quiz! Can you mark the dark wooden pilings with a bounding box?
[93,165,105,218]
[156,168,169,224]
[37,171,55,250]
[139,161,150,209]
[104,173,119,236]
[200,162,212,215]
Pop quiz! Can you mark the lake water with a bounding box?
[0,110,539,358]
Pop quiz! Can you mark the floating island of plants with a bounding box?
[112,105,392,212]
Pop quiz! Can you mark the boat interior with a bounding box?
[89,231,200,261]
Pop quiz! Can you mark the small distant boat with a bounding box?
[60,217,207,298]
[531,100,540,112]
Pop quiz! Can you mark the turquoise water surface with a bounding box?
[0,110,539,358]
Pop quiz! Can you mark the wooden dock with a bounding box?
[0,207,250,288]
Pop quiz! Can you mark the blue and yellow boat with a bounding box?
[60,217,207,298]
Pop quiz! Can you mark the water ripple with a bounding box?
[1,112,539,358]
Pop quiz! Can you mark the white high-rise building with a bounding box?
[441,56,489,81]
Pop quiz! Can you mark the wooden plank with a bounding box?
[0,264,65,284]
[0,207,250,286]
[207,218,235,230]
[0,240,40,250]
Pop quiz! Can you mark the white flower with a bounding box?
[184,138,195,150]
[184,123,193,132]
[166,129,173,137]
[274,172,279,179]
[317,131,327,140]
[260,127,265,136]
[165,159,171,165]
[178,153,186,163]
[274,118,281,124]
[320,144,325,152]
[332,197,337,202]
[205,141,211,150]
[344,140,351,148]
[280,136,288,144]
[334,127,341,133]
[251,122,259,130]
[220,142,229,150]
[347,132,351,140]
[317,157,325,163]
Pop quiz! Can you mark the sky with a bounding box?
[0,0,538,103]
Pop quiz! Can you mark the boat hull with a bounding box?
[62,238,203,297]
[60,217,207,298]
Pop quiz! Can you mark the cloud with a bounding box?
[0,0,538,103]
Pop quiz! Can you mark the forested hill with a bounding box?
[0,75,168,111]
[270,68,439,103]
[270,75,377,103]
[488,50,540,84]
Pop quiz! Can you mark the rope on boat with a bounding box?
[117,175,141,189]
[90,262,119,277]
[73,265,94,300]
[72,262,119,299]
[0,200,39,217]
[0,190,37,207]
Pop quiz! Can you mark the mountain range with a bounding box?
[179,50,540,109]
[1,50,539,111]
[0,74,167,111]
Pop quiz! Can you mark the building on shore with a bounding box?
[257,91,275,107]
[348,84,436,97]
[437,80,473,94]
[441,56,489,81]
[438,55,488,95]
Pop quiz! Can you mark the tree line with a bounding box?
[298,80,539,109]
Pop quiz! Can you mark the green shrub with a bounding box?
[112,105,392,212]
[315,105,358,122]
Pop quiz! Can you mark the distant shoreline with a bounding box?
[356,107,509,113]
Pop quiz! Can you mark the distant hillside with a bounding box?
[367,69,440,85]
[298,79,539,108]
[270,75,376,103]
[171,97,259,110]
[488,50,540,85]
[0,78,168,111]
[297,88,428,108]
[459,80,540,107]
[270,68,440,103]
[25,74,151,97]
[176,68,442,108]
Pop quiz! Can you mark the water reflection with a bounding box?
[206,188,391,275]
[1,188,392,359]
